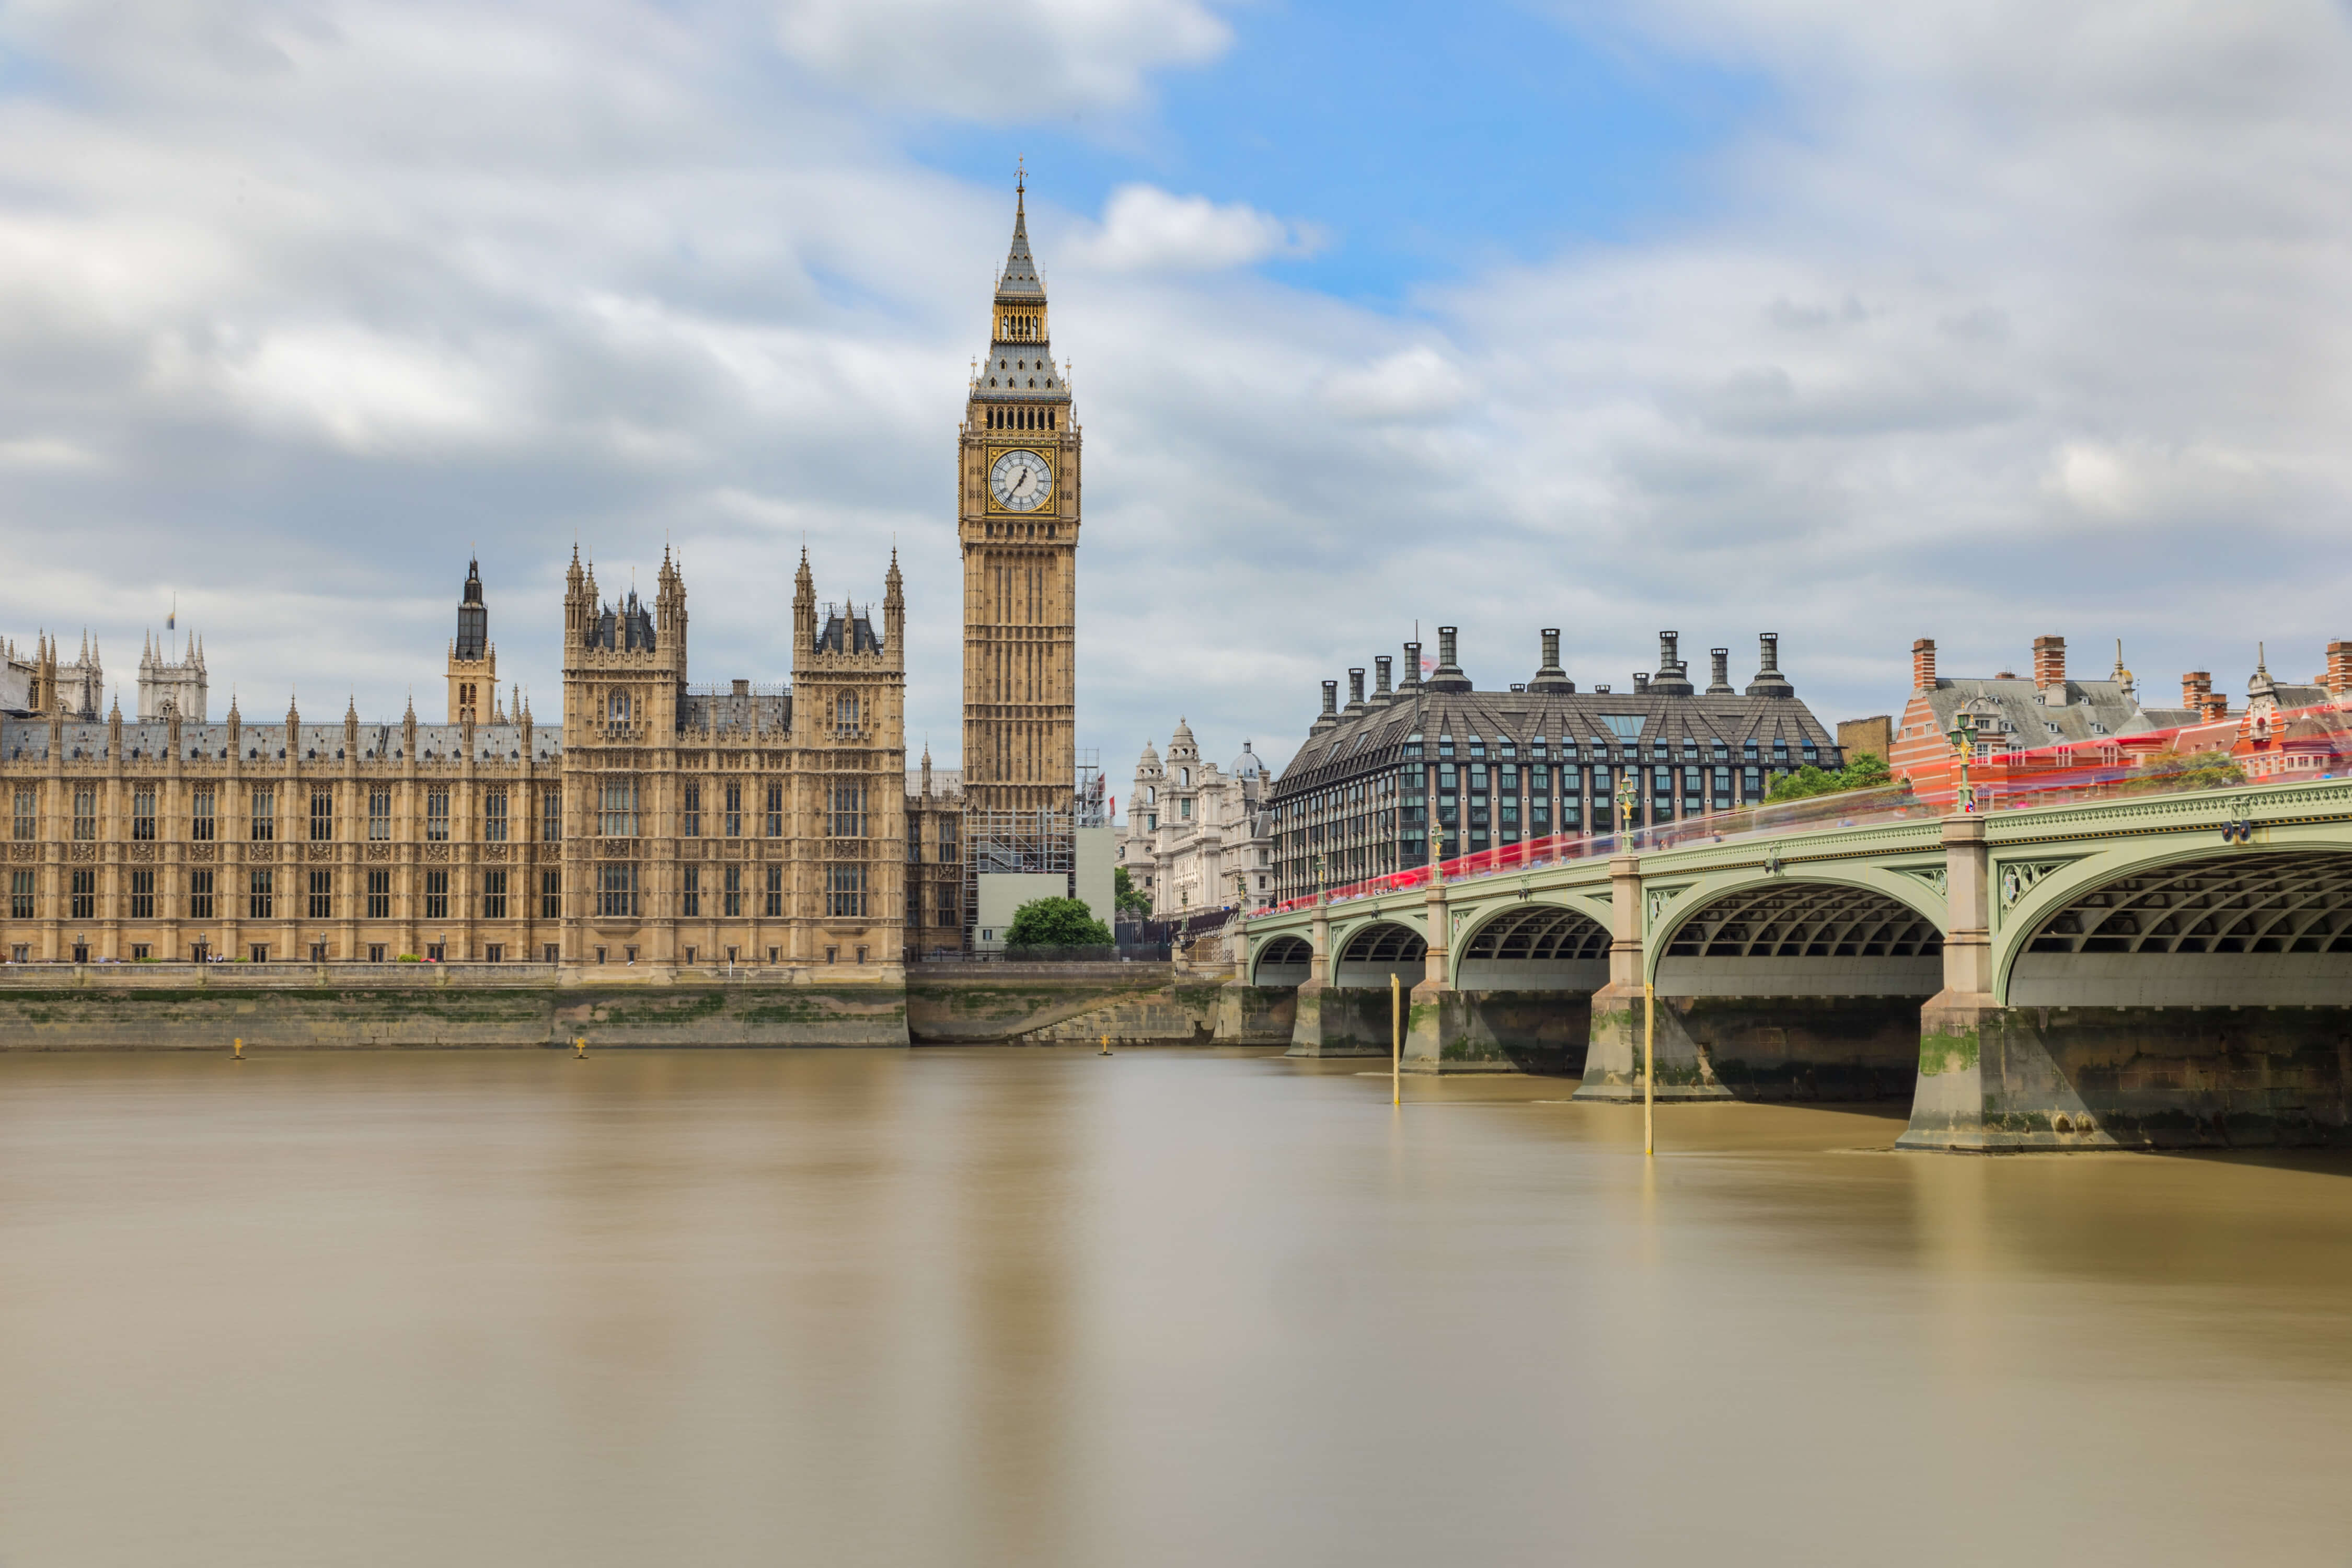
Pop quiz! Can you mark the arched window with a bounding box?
[1047,410,1055,430]
[1181,767,1191,786]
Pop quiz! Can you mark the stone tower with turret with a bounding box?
[791,548,908,960]
[959,174,1081,818]
[446,558,495,725]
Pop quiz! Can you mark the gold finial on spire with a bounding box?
[1016,157,1024,198]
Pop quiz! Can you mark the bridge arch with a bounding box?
[1250,934,1312,987]
[1451,902,1610,991]
[1999,846,2352,1007]
[1332,920,1427,989]
[1604,872,1946,1102]
[1648,868,1947,994]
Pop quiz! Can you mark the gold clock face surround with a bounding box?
[987,447,1054,513]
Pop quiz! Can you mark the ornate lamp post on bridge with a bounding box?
[1945,721,1979,814]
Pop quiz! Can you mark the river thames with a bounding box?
[2,1047,2347,1566]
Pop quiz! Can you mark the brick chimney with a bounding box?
[2182,671,2211,710]
[1912,638,1937,691]
[2032,635,2066,707]
[2326,641,2352,700]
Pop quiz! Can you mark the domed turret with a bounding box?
[1230,741,1265,780]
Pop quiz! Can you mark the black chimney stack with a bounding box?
[1745,632,1794,698]
[1530,627,1574,694]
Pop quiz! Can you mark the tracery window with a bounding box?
[826,864,866,918]
[599,781,639,838]
[828,785,866,838]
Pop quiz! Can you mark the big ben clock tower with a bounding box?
[960,174,1079,817]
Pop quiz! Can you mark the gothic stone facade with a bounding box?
[0,548,908,971]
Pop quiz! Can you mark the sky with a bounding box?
[3,0,2351,790]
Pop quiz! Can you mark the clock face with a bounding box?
[989,448,1053,513]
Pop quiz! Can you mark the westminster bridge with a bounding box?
[1239,774,2352,1150]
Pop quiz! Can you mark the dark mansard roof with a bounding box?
[1273,655,1839,795]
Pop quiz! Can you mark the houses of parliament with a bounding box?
[0,187,1083,971]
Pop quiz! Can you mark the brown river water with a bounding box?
[2,1048,2348,1567]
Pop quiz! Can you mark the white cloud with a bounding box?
[1317,347,1474,422]
[1075,184,1320,272]
[773,0,1230,119]
[199,326,522,453]
[2,0,2351,781]
[0,437,101,471]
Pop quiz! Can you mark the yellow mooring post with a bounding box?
[574,1035,586,1059]
[233,1036,243,1061]
[1374,969,1392,1104]
[1100,1033,1111,1056]
[1642,981,1656,1156]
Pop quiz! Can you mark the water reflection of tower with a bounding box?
[951,1057,1086,1562]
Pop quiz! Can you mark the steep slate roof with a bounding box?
[1910,678,2146,747]
[973,185,1070,407]
[996,189,1045,299]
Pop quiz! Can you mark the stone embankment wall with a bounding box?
[0,961,1294,1050]
[0,963,909,1049]
[904,962,1293,1045]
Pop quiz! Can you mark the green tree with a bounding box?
[1763,752,1903,804]
[1762,764,1841,803]
[1004,896,1113,950]
[1841,752,1893,790]
[2123,750,2246,795]
[1113,867,1152,920]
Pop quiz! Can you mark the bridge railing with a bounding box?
[1262,697,2352,917]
